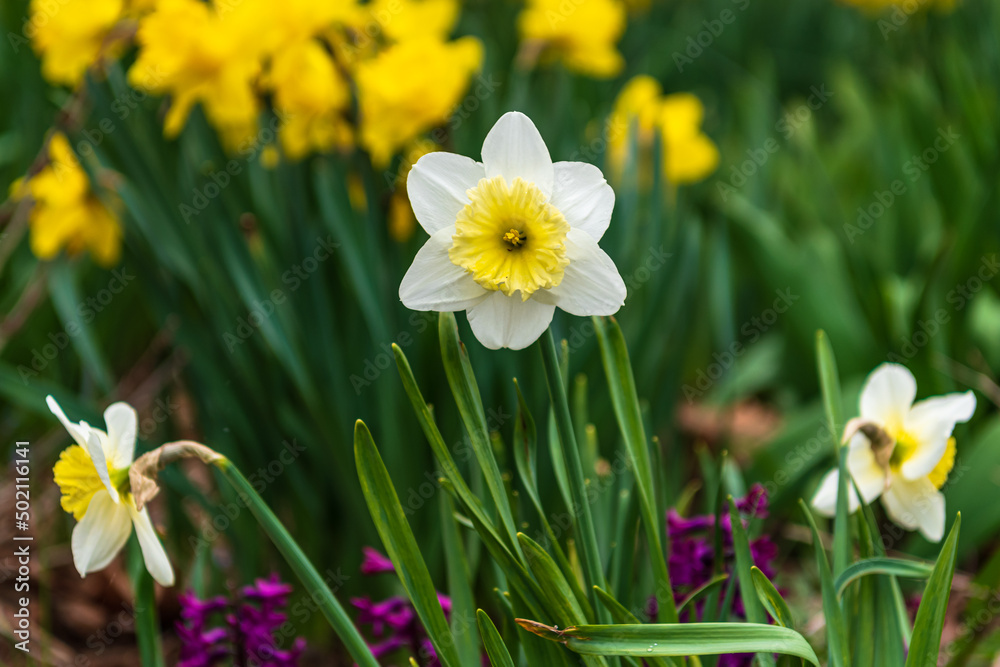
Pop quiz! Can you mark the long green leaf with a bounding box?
[593,316,677,623]
[538,327,611,624]
[441,494,480,666]
[392,343,506,548]
[354,420,461,667]
[728,497,775,667]
[478,610,516,667]
[751,566,794,629]
[835,557,936,598]
[816,330,850,578]
[513,378,592,617]
[214,458,379,667]
[593,587,676,667]
[439,313,523,560]
[517,621,819,664]
[129,540,164,667]
[906,514,962,667]
[799,500,849,667]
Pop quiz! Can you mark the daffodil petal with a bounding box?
[466,291,555,350]
[550,161,615,241]
[399,227,490,311]
[810,434,885,515]
[859,363,916,428]
[47,395,92,450]
[847,431,888,503]
[83,429,120,504]
[882,474,945,542]
[408,152,485,235]
[900,391,976,480]
[71,490,132,577]
[810,469,844,516]
[104,402,138,469]
[533,228,625,316]
[128,503,175,587]
[482,111,553,198]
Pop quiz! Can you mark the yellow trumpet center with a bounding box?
[449,176,569,300]
[53,445,129,520]
[888,430,956,490]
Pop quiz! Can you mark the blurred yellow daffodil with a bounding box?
[128,0,267,150]
[14,133,122,266]
[29,0,123,87]
[265,41,354,160]
[356,37,483,167]
[608,75,719,186]
[50,396,175,586]
[365,0,460,42]
[518,0,627,78]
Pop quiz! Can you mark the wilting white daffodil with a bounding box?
[399,111,626,350]
[50,396,175,586]
[812,363,975,542]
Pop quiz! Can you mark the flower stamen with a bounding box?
[503,228,527,248]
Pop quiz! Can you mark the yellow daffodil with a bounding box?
[265,41,353,160]
[400,112,626,349]
[812,363,976,542]
[364,0,460,42]
[355,37,483,167]
[128,0,266,150]
[609,75,719,186]
[16,133,122,266]
[255,0,351,53]
[49,396,174,586]
[29,0,124,87]
[518,0,627,78]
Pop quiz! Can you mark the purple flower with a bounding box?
[661,483,779,667]
[177,575,306,667]
[361,547,397,575]
[355,548,451,666]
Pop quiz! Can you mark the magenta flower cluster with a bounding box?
[665,483,778,667]
[353,547,452,665]
[176,574,305,667]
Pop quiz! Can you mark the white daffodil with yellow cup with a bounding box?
[49,396,175,586]
[812,363,976,542]
[399,111,627,349]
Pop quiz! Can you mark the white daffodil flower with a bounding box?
[811,363,975,542]
[399,111,627,350]
[49,396,175,586]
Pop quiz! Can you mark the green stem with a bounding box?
[131,542,165,667]
[538,328,611,624]
[214,458,379,667]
